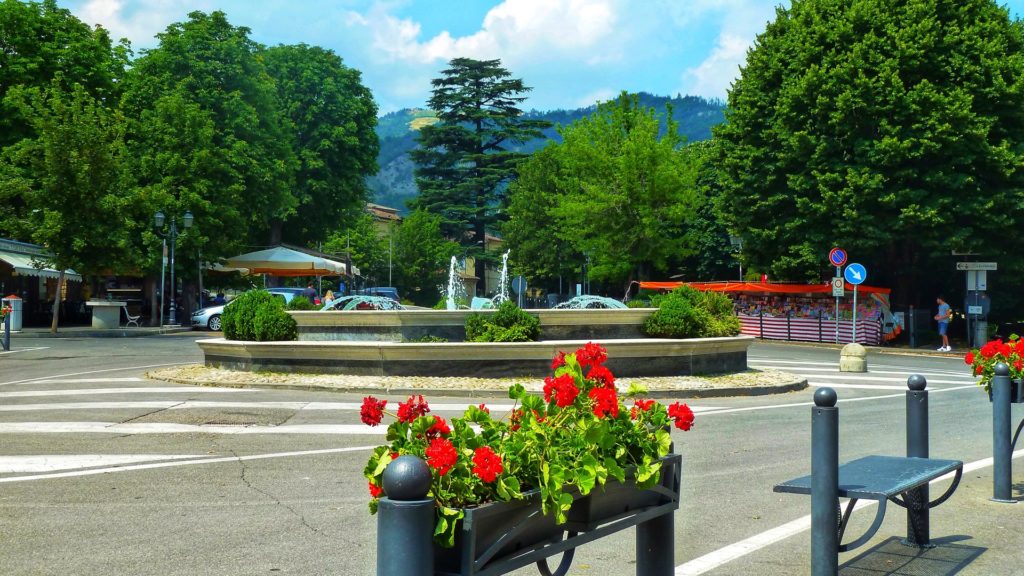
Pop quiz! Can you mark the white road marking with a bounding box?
[807,382,921,391]
[26,377,145,384]
[0,454,204,473]
[0,400,728,413]
[0,362,188,387]
[750,365,970,378]
[0,445,376,483]
[747,359,836,366]
[787,374,974,385]
[698,385,977,416]
[0,346,49,355]
[0,422,384,435]
[675,448,1024,575]
[0,387,249,398]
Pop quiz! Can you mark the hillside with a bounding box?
[367,92,726,211]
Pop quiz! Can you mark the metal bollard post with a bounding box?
[377,455,435,576]
[2,313,9,352]
[991,363,1015,503]
[636,508,673,575]
[811,387,839,576]
[904,375,932,547]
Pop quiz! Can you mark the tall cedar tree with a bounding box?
[410,58,549,288]
[713,0,1024,310]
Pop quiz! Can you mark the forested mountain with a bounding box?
[367,92,725,211]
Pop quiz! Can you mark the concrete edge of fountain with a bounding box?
[194,335,759,379]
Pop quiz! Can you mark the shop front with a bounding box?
[0,238,84,327]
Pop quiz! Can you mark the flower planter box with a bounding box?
[434,454,682,576]
[987,379,1024,404]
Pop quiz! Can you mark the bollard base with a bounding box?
[989,498,1017,504]
[899,539,936,550]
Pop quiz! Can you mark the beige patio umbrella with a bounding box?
[220,246,350,277]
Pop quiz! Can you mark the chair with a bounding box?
[122,306,141,328]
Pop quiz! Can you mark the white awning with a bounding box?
[0,251,81,282]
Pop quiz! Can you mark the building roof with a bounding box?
[366,203,402,222]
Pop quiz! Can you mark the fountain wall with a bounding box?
[289,308,655,342]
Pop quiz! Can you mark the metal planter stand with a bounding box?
[377,453,682,576]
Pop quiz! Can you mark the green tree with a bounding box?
[410,58,549,286]
[0,81,137,332]
[713,0,1024,308]
[262,44,379,245]
[324,212,389,286]
[503,146,582,292]
[508,93,701,292]
[391,210,459,305]
[121,11,297,260]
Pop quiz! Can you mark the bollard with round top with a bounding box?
[904,374,931,547]
[839,343,867,373]
[811,386,839,576]
[991,362,1015,503]
[377,455,435,576]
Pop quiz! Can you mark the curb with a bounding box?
[148,370,809,399]
[11,327,194,339]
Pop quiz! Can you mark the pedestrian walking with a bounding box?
[934,295,952,351]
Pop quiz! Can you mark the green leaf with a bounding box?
[604,457,626,483]
[655,428,672,457]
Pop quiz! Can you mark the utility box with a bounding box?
[2,295,23,331]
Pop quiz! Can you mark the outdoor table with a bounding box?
[85,300,126,329]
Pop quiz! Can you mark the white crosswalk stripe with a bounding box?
[750,358,977,391]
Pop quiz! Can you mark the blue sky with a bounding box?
[58,0,1024,114]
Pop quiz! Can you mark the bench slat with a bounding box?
[773,455,962,500]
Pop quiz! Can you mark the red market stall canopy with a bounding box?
[638,281,891,296]
[213,246,356,277]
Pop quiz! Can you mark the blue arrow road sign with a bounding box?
[844,263,867,285]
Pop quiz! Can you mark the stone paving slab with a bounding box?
[147,364,807,398]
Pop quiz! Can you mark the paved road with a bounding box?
[0,337,1020,575]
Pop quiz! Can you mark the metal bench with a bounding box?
[774,377,963,576]
[122,306,141,328]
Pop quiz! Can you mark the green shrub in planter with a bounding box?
[643,286,740,338]
[285,296,316,311]
[465,300,540,342]
[222,290,298,341]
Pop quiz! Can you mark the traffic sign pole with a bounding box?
[835,266,840,344]
[853,284,858,344]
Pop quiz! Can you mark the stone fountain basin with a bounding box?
[289,308,656,342]
[196,336,753,378]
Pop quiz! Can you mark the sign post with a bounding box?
[828,248,848,343]
[844,263,867,343]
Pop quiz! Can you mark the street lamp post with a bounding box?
[154,210,193,326]
[729,236,744,281]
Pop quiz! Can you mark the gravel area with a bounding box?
[147,365,806,398]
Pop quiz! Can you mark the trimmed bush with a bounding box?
[286,296,316,311]
[643,286,740,339]
[222,290,298,341]
[465,300,541,342]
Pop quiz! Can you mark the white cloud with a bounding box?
[575,88,615,108]
[347,0,621,66]
[677,0,781,99]
[77,0,212,46]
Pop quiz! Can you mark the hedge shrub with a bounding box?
[643,286,740,339]
[464,300,541,342]
[286,295,316,311]
[222,290,298,341]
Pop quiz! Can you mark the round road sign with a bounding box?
[828,247,848,267]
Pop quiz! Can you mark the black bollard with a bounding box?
[904,375,932,546]
[377,455,435,576]
[2,312,9,352]
[636,506,673,575]
[991,363,1014,503]
[811,387,839,576]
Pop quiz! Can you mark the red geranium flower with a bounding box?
[397,394,430,423]
[975,365,983,376]
[668,402,695,431]
[510,408,523,431]
[544,373,580,407]
[368,480,383,498]
[587,365,615,389]
[471,446,503,483]
[1014,359,1023,372]
[964,352,975,365]
[551,351,567,370]
[360,396,387,426]
[425,437,458,476]
[427,416,451,438]
[576,342,607,368]
[478,403,490,414]
[631,398,655,419]
[588,387,619,418]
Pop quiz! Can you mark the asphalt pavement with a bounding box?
[0,336,1020,575]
